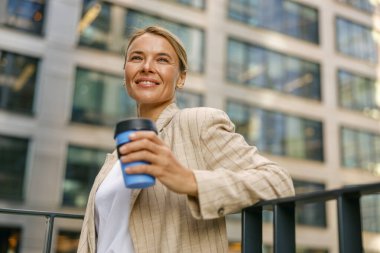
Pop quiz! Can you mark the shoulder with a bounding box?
[175,107,229,120]
[173,107,234,131]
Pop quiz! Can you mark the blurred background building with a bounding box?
[0,0,379,252]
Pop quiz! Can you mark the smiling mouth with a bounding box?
[135,79,160,87]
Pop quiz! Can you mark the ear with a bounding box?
[176,71,187,89]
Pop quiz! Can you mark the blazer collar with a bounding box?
[155,103,179,133]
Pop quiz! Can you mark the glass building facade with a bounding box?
[228,0,319,43]
[227,39,321,100]
[0,0,379,252]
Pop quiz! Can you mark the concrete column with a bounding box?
[21,1,82,252]
[204,0,228,110]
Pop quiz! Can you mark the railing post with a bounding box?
[337,193,363,253]
[43,214,55,253]
[242,206,263,253]
[273,202,295,253]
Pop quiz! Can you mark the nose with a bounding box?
[141,58,154,73]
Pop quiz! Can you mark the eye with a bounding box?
[130,55,143,61]
[157,57,169,63]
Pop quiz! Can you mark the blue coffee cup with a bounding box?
[114,118,157,189]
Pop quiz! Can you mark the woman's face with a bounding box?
[124,33,185,106]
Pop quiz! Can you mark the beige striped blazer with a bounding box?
[77,103,295,253]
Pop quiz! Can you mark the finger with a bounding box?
[121,150,159,165]
[125,163,159,176]
[119,138,160,155]
[129,131,162,144]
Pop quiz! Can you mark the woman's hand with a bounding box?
[118,131,198,196]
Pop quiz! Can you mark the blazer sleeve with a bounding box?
[187,108,295,220]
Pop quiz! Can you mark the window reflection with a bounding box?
[56,230,80,253]
[228,0,319,43]
[1,0,46,35]
[63,145,108,208]
[0,50,39,115]
[0,226,21,253]
[226,101,324,161]
[361,194,380,233]
[336,0,379,13]
[294,180,326,227]
[71,67,136,127]
[156,0,205,9]
[227,39,321,100]
[78,2,205,73]
[0,135,28,201]
[176,90,203,109]
[341,127,380,174]
[336,17,378,63]
[338,69,380,119]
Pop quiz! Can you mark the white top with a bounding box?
[95,161,135,253]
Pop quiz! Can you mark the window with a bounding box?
[336,0,379,13]
[341,127,380,174]
[338,69,380,118]
[336,17,378,63]
[0,135,28,201]
[362,194,380,233]
[0,50,39,115]
[156,0,205,9]
[0,0,46,35]
[56,230,80,253]
[176,90,203,109]
[63,145,109,208]
[227,39,321,100]
[0,226,21,253]
[294,180,326,227]
[78,2,205,73]
[226,101,324,161]
[228,0,319,43]
[71,67,136,127]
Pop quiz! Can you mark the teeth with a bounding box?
[139,81,156,85]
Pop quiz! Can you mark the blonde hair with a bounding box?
[123,26,188,73]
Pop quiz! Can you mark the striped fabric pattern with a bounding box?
[77,103,295,253]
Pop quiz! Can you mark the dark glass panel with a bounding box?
[228,0,319,43]
[226,101,324,161]
[0,135,28,201]
[1,0,46,35]
[0,226,21,253]
[71,68,136,127]
[56,230,80,253]
[227,39,321,100]
[0,51,38,115]
[294,180,327,227]
[63,145,108,208]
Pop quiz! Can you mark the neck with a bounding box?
[137,101,173,121]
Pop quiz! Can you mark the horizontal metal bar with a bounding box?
[246,182,380,209]
[0,208,84,219]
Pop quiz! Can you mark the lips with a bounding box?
[135,78,160,87]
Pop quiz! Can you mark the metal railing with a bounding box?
[0,208,84,253]
[242,181,380,253]
[0,182,379,253]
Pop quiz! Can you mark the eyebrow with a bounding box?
[128,50,173,59]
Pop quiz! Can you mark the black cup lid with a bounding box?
[114,118,157,138]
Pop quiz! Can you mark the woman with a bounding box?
[77,26,295,253]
